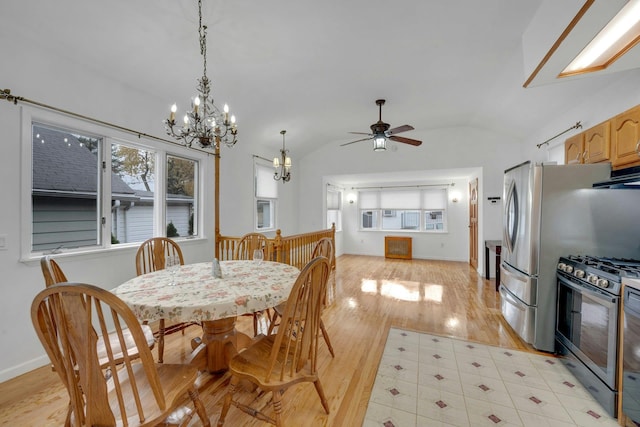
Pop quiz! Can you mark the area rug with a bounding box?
[363,327,618,426]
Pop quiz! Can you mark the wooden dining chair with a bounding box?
[233,232,272,261]
[135,237,197,363]
[217,256,331,427]
[268,237,335,357]
[40,256,155,366]
[31,282,211,427]
[233,232,273,336]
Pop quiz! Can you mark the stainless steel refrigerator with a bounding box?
[499,161,610,352]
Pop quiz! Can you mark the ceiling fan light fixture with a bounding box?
[373,135,387,151]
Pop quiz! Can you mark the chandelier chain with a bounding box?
[164,0,237,149]
[198,0,207,78]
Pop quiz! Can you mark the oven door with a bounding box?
[623,287,640,423]
[555,271,619,389]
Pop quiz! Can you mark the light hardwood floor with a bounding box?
[0,254,536,426]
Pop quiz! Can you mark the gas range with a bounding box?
[556,255,640,296]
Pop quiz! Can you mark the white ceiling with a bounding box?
[2,0,638,162]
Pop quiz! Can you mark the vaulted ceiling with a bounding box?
[2,0,638,158]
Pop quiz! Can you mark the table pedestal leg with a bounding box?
[188,317,252,373]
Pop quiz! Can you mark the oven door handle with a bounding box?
[558,274,618,304]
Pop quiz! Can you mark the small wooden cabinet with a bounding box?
[384,236,412,260]
[584,121,610,164]
[564,122,611,165]
[565,133,584,164]
[611,105,640,170]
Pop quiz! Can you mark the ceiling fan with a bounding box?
[341,99,422,151]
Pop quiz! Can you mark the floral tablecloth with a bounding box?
[112,260,300,323]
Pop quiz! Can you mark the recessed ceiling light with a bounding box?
[560,0,640,76]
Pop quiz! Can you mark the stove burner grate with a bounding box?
[562,255,640,279]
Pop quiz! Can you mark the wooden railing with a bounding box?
[217,224,336,270]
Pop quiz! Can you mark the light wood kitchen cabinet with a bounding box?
[583,121,610,164]
[564,133,584,164]
[611,104,640,170]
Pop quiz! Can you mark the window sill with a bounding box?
[20,236,210,264]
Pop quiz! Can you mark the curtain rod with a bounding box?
[326,183,345,191]
[1,88,214,155]
[352,183,455,190]
[536,121,582,149]
[252,154,272,163]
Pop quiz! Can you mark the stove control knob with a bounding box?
[565,265,574,273]
[596,278,609,288]
[558,262,566,271]
[574,269,585,278]
[587,274,598,285]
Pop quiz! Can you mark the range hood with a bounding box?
[593,165,640,189]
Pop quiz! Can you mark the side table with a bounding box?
[485,240,502,291]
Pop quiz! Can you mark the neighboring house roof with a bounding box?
[32,124,136,197]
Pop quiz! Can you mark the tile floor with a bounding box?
[363,328,619,427]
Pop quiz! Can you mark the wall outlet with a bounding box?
[0,234,7,250]
[440,242,445,248]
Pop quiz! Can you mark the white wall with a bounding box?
[338,178,470,261]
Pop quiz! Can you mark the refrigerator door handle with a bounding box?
[501,262,529,284]
[500,285,527,309]
[503,179,518,254]
[501,262,537,305]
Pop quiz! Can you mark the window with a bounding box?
[255,162,277,231]
[358,187,448,232]
[25,115,202,257]
[32,124,102,251]
[361,211,378,229]
[166,155,197,238]
[326,188,342,231]
[111,143,156,244]
[425,210,445,230]
[422,189,447,231]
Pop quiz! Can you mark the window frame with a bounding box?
[20,107,205,260]
[166,154,199,238]
[254,160,277,232]
[357,187,449,233]
[325,187,343,232]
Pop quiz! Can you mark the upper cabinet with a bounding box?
[565,133,584,164]
[564,104,640,168]
[611,105,640,170]
[584,121,610,164]
[564,121,610,165]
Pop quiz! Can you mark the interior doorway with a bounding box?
[469,178,478,269]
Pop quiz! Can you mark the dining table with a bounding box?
[112,260,300,373]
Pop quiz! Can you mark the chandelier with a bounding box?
[164,0,237,149]
[273,130,291,182]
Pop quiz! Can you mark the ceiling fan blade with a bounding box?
[348,131,372,135]
[340,136,373,146]
[387,125,414,135]
[389,135,422,146]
